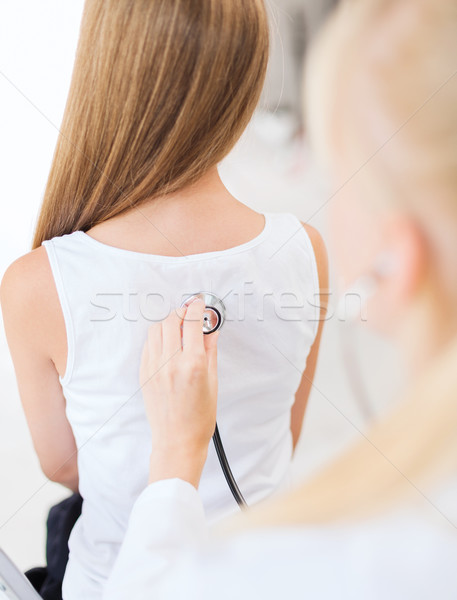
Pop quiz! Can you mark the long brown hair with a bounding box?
[32,0,269,249]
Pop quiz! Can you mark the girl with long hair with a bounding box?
[0,1,326,599]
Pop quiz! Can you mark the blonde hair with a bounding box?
[32,0,269,249]
[307,0,457,205]
[235,0,457,529]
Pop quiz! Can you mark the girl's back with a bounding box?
[40,195,321,598]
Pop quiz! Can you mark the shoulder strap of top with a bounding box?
[41,237,76,386]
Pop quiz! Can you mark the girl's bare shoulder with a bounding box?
[1,246,64,361]
[1,246,54,309]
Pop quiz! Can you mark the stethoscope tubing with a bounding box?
[212,424,247,509]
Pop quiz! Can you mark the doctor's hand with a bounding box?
[140,299,219,489]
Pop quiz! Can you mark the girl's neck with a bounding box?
[142,167,233,216]
[85,167,265,257]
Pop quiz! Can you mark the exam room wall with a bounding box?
[0,1,402,571]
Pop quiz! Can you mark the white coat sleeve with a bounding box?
[102,478,209,600]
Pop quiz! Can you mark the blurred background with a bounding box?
[0,1,402,571]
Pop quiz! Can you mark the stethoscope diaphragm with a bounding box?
[181,292,226,335]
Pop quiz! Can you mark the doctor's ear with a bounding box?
[375,217,427,321]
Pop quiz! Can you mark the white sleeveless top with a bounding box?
[41,212,320,600]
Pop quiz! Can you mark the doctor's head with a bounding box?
[308,0,457,367]
[32,0,269,248]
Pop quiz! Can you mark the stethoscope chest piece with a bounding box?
[180,291,246,508]
[181,292,226,335]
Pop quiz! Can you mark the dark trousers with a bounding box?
[25,494,83,600]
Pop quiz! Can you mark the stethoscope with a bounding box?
[181,293,247,509]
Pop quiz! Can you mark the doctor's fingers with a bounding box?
[182,299,206,358]
[161,307,184,360]
[204,329,218,366]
